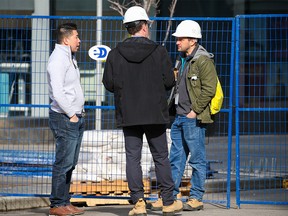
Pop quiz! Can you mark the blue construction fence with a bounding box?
[0,14,287,208]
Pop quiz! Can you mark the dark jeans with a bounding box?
[48,110,85,207]
[123,124,174,206]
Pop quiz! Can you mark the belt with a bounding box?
[176,114,186,117]
[76,110,85,118]
[50,109,86,118]
[76,113,85,118]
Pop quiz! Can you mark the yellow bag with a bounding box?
[210,77,224,115]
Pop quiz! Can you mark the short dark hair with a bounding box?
[125,20,146,35]
[56,23,78,44]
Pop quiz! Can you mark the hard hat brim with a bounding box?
[172,32,201,38]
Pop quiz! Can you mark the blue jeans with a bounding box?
[48,110,85,207]
[169,115,206,201]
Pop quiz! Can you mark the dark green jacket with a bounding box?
[186,49,218,123]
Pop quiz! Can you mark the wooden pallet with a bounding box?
[283,179,288,189]
[69,178,191,206]
[70,197,130,206]
[70,179,151,196]
[147,178,191,198]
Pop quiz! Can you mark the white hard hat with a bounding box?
[123,6,150,24]
[172,20,202,39]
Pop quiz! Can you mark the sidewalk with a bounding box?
[0,196,287,216]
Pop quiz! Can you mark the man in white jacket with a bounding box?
[47,23,85,216]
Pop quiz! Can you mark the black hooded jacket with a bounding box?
[102,37,175,127]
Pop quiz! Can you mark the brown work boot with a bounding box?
[183,198,204,211]
[49,206,74,216]
[162,200,183,216]
[128,198,147,216]
[146,198,163,211]
[65,204,84,215]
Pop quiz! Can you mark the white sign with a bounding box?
[88,45,111,61]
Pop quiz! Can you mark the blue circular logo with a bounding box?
[88,45,111,61]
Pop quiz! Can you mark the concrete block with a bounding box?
[0,197,49,211]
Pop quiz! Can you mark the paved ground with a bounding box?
[0,194,287,216]
[1,202,288,216]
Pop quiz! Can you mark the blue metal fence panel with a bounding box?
[3,14,286,208]
[235,14,288,206]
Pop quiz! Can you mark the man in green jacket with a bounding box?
[170,19,217,211]
[150,20,218,212]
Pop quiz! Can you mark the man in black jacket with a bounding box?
[102,6,183,216]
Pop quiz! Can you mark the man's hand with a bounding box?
[70,114,79,122]
[186,110,197,119]
[174,69,179,81]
